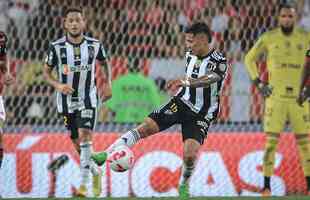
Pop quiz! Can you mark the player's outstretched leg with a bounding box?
[91,117,159,166]
[91,129,140,166]
[178,139,200,199]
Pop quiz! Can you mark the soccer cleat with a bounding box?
[178,183,190,199]
[47,155,69,173]
[91,151,108,166]
[75,185,87,197]
[92,172,102,197]
[261,188,271,197]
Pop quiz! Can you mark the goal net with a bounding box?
[1,0,308,198]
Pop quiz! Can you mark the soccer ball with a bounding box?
[107,145,134,172]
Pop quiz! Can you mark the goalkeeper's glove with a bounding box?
[0,31,7,58]
[253,78,272,97]
[297,86,310,106]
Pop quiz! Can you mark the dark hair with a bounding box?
[185,22,212,43]
[63,7,83,18]
[279,2,297,11]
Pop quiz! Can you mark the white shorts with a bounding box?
[0,96,5,122]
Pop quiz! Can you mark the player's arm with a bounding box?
[43,65,73,95]
[96,43,112,102]
[184,72,221,88]
[4,57,14,85]
[297,49,310,106]
[244,34,272,97]
[166,72,221,90]
[43,44,74,95]
[166,61,227,89]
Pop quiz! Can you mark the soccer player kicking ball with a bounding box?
[43,7,112,197]
[92,22,229,199]
[245,3,310,196]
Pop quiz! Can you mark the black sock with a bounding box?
[306,176,310,191]
[264,176,271,190]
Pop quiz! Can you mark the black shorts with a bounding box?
[148,97,210,145]
[61,107,97,140]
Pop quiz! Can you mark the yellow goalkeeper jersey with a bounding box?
[245,27,310,99]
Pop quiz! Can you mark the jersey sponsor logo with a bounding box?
[280,63,301,69]
[81,109,93,118]
[62,64,92,74]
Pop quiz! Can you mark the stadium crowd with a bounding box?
[0,0,308,132]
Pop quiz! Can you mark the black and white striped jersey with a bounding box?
[45,36,107,114]
[176,49,228,121]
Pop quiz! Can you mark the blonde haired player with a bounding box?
[0,31,14,168]
[245,3,310,196]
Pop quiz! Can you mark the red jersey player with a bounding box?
[0,31,14,168]
[298,49,310,106]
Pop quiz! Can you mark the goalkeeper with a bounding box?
[245,3,310,196]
